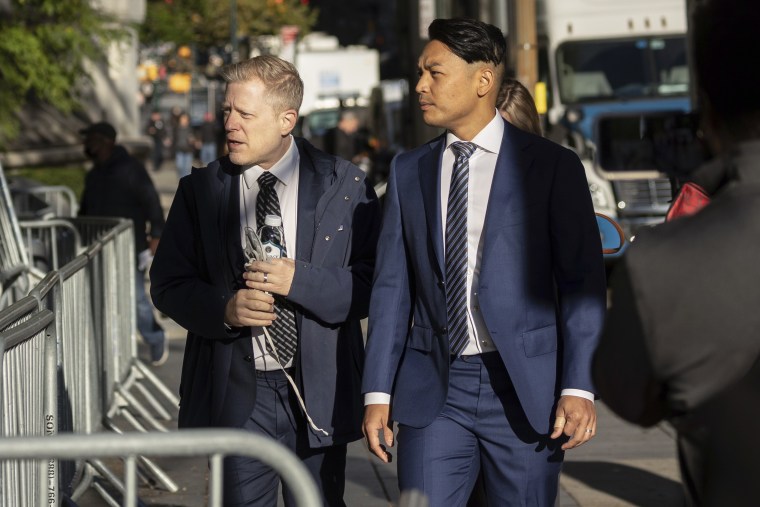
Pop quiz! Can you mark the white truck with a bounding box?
[294,33,380,117]
[538,0,691,237]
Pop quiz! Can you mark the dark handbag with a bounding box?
[666,182,711,221]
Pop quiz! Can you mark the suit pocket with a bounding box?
[522,324,557,358]
[407,325,433,352]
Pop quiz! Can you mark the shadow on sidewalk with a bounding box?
[562,461,685,506]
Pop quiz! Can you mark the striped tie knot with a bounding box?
[257,171,278,189]
[450,141,477,161]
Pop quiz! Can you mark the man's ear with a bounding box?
[280,109,298,136]
[476,66,497,98]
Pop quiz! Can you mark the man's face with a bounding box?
[222,79,297,169]
[416,40,482,134]
[83,133,107,161]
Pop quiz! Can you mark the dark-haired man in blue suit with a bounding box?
[362,18,606,506]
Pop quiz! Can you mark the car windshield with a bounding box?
[556,36,688,103]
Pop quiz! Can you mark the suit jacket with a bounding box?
[593,139,760,504]
[362,120,606,433]
[150,138,381,448]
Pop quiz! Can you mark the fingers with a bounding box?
[224,289,276,328]
[561,416,596,450]
[551,396,597,451]
[550,415,566,439]
[363,404,394,463]
[245,259,295,296]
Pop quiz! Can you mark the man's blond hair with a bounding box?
[220,55,304,113]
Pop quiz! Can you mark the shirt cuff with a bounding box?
[561,389,595,402]
[364,392,391,406]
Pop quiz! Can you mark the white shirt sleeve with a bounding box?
[364,392,391,406]
[560,389,595,402]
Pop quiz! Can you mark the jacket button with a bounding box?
[325,235,331,241]
[354,176,360,182]
[437,280,445,289]
[439,326,448,334]
[344,195,350,201]
[243,355,252,362]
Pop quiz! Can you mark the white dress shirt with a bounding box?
[365,112,593,405]
[239,136,300,370]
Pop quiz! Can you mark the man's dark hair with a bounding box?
[693,0,760,141]
[428,18,506,68]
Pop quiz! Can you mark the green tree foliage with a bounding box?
[0,0,127,146]
[141,0,318,49]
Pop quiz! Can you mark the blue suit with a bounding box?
[362,120,606,504]
[151,138,380,504]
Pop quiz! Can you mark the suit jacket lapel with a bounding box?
[219,159,245,289]
[482,122,535,253]
[419,136,446,278]
[295,141,324,263]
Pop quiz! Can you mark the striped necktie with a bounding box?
[446,141,477,357]
[256,172,298,364]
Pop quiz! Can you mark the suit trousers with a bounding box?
[397,352,563,507]
[222,368,348,507]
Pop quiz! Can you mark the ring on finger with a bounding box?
[585,428,593,434]
[263,273,268,283]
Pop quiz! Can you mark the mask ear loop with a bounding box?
[244,226,265,264]
[243,181,328,436]
[262,327,329,436]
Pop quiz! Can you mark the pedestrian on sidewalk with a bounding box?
[199,111,219,166]
[593,1,760,505]
[150,55,381,506]
[145,109,169,172]
[173,112,195,179]
[79,121,168,366]
[362,17,606,507]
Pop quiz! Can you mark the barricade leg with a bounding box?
[104,419,180,493]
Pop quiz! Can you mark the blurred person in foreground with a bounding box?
[497,77,543,136]
[362,18,606,506]
[593,1,760,505]
[150,55,380,506]
[79,121,168,365]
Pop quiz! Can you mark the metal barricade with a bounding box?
[0,429,321,507]
[0,209,181,503]
[10,184,78,218]
[0,162,190,503]
[0,299,57,507]
[0,164,35,309]
[18,218,83,271]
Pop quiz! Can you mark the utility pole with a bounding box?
[684,0,699,108]
[230,0,238,63]
[510,0,538,96]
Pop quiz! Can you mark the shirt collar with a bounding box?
[242,135,298,189]
[445,110,504,156]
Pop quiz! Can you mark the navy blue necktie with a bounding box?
[256,172,298,364]
[446,141,477,357]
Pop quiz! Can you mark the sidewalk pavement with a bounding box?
[121,162,686,506]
